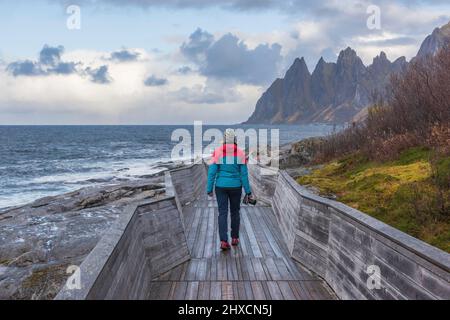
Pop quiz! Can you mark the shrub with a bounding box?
[314,46,450,163]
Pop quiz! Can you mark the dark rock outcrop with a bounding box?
[244,21,449,125]
[245,48,407,125]
[415,21,450,59]
[279,137,325,169]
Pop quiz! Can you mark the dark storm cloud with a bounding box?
[181,29,282,85]
[180,28,214,63]
[177,66,193,74]
[7,60,43,76]
[39,45,64,65]
[6,44,113,84]
[86,65,112,84]
[144,75,168,86]
[51,0,450,12]
[110,49,140,62]
[7,45,78,76]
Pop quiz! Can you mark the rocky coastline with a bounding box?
[0,161,185,300]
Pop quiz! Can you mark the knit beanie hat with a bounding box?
[224,128,236,144]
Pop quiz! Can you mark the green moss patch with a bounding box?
[297,148,450,252]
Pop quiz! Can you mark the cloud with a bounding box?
[172,83,241,104]
[7,60,43,76]
[181,28,282,85]
[144,75,168,86]
[177,66,193,74]
[86,65,112,84]
[109,49,140,62]
[180,28,214,63]
[39,45,64,65]
[6,44,115,84]
[6,44,78,76]
[50,0,450,13]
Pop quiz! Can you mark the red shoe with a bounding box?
[231,238,239,246]
[220,241,231,250]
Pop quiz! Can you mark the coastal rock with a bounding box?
[279,137,325,169]
[0,174,165,300]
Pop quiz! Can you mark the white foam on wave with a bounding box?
[0,158,176,210]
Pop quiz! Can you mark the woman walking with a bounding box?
[206,129,253,250]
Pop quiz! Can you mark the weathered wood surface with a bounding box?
[170,163,207,206]
[271,170,450,300]
[55,173,191,300]
[57,161,450,300]
[148,194,336,300]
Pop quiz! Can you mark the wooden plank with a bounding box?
[203,207,215,258]
[173,282,188,300]
[196,259,208,281]
[185,281,199,300]
[304,281,329,300]
[167,282,178,300]
[244,281,254,300]
[247,207,275,257]
[194,208,209,258]
[251,258,267,280]
[250,281,266,300]
[238,257,250,281]
[227,256,239,281]
[185,259,199,281]
[168,263,184,281]
[266,281,284,300]
[236,281,247,300]
[296,281,313,300]
[256,207,285,258]
[273,258,294,281]
[198,282,211,300]
[210,282,222,300]
[179,262,189,281]
[192,208,206,258]
[237,221,251,257]
[277,281,297,300]
[264,257,282,281]
[235,257,243,280]
[217,257,227,281]
[147,281,162,300]
[260,281,272,299]
[241,208,263,258]
[209,257,217,280]
[187,208,202,249]
[245,258,256,281]
[156,282,173,300]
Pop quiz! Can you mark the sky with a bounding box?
[0,0,449,124]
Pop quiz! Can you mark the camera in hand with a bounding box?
[243,194,257,205]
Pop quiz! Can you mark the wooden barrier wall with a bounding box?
[253,166,450,300]
[55,172,191,300]
[170,163,207,206]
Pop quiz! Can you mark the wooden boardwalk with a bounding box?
[148,195,336,300]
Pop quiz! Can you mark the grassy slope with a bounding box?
[297,147,450,252]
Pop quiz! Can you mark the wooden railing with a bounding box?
[249,164,450,300]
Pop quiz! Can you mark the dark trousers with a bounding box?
[215,187,242,242]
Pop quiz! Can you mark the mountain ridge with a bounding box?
[244,21,450,124]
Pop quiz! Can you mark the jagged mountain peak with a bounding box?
[375,51,388,61]
[291,57,309,70]
[285,57,310,79]
[416,20,450,58]
[339,47,357,59]
[371,51,392,71]
[244,21,450,125]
